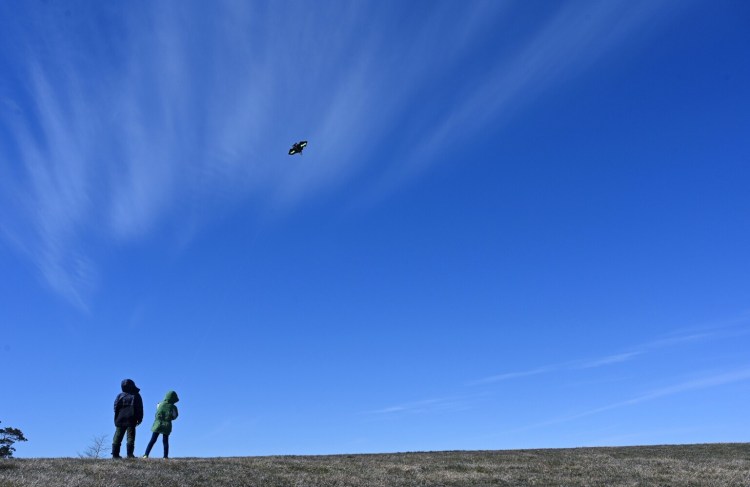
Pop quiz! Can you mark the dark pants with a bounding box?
[112,426,136,458]
[113,426,136,447]
[145,432,169,458]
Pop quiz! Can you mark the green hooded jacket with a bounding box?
[151,391,179,435]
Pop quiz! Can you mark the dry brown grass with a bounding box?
[1,443,749,486]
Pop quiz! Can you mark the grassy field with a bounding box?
[1,443,748,486]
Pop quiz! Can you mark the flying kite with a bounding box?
[288,140,308,155]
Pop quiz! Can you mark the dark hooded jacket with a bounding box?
[151,391,179,435]
[114,379,144,427]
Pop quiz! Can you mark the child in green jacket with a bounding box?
[143,391,179,458]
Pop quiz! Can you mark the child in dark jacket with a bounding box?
[143,391,179,458]
[112,379,144,459]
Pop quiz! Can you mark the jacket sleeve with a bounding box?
[113,394,121,421]
[171,405,179,420]
[135,394,144,423]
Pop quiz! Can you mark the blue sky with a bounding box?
[1,0,749,458]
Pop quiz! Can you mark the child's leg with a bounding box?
[112,427,125,458]
[144,432,159,457]
[162,434,169,458]
[126,426,137,457]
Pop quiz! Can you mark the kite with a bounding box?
[288,140,308,155]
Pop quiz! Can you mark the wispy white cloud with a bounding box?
[524,366,750,430]
[0,0,692,306]
[469,352,644,387]
[573,351,644,369]
[358,0,691,205]
[469,325,734,386]
[365,319,748,430]
[362,395,476,417]
[1,1,510,306]
[0,57,101,308]
[469,365,559,386]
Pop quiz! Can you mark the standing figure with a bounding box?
[112,379,144,459]
[143,390,179,459]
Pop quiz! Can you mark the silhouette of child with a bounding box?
[112,379,144,459]
[143,390,179,458]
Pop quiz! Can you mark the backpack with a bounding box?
[116,393,137,425]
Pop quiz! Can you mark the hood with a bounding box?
[164,390,179,404]
[121,379,140,394]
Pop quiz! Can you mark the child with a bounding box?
[112,379,144,459]
[143,390,179,458]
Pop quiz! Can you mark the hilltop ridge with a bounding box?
[2,443,749,486]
